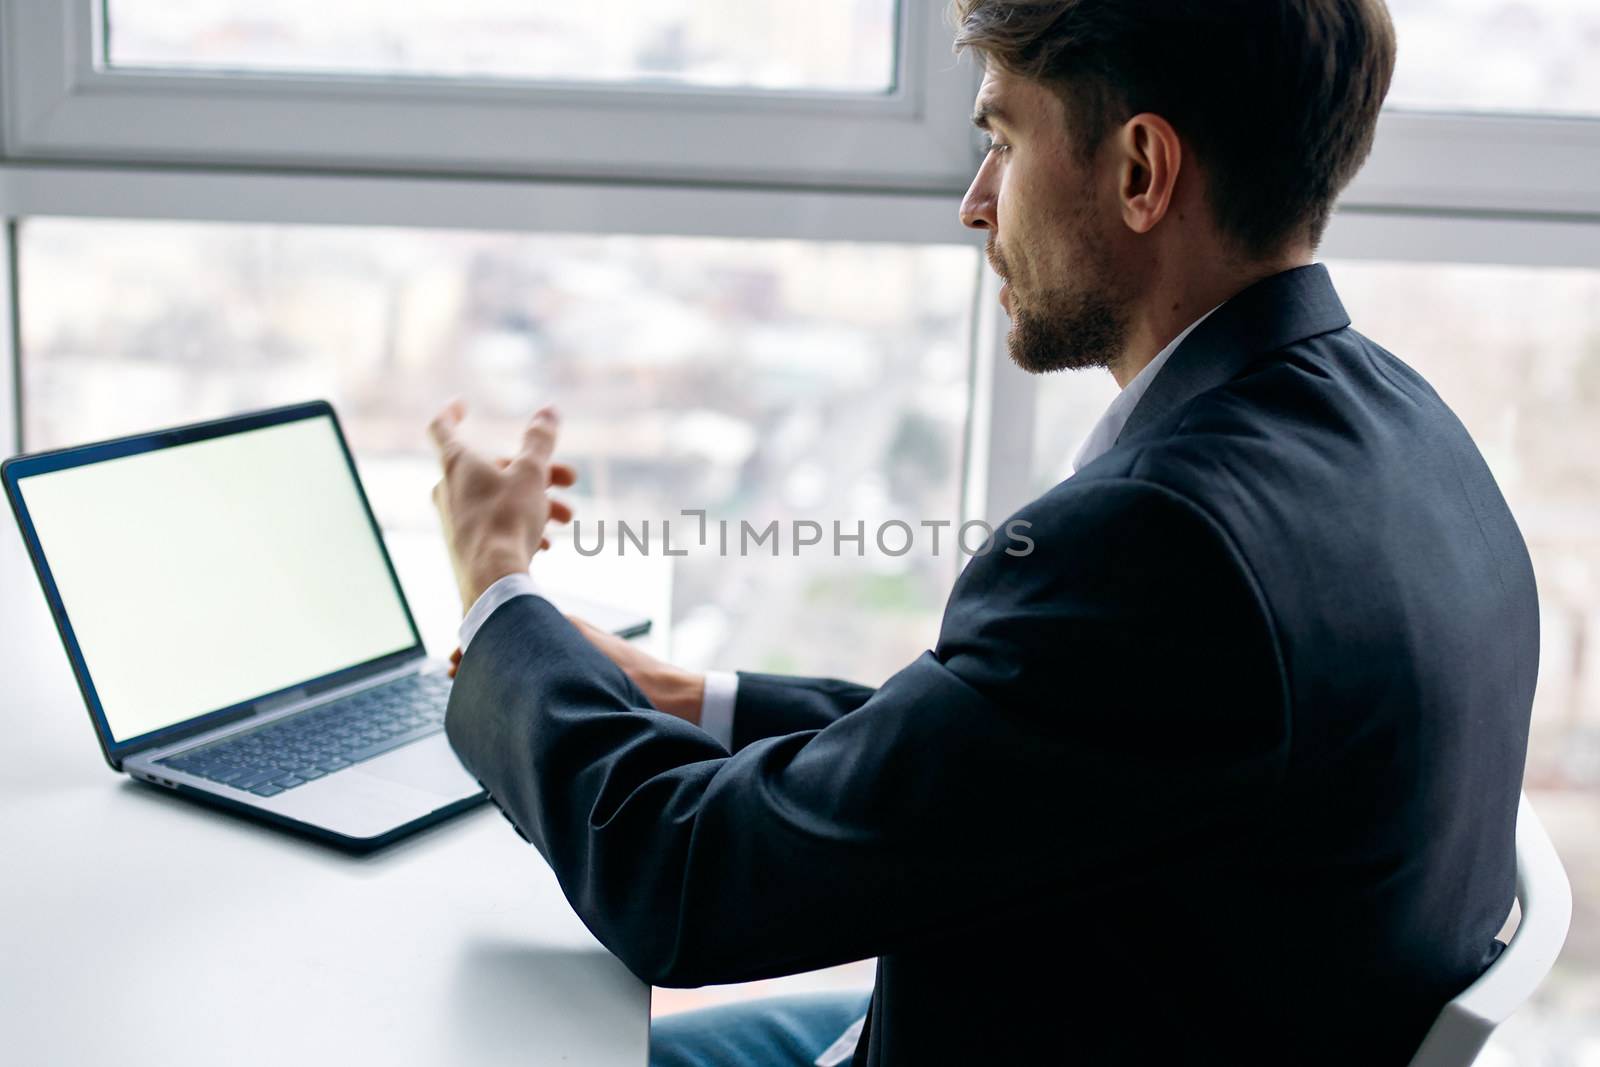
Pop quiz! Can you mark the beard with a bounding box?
[1007,287,1127,373]
[989,217,1129,374]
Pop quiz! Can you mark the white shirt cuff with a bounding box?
[459,571,539,652]
[815,1015,867,1067]
[700,670,739,749]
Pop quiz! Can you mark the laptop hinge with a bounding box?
[256,687,309,715]
[128,654,430,764]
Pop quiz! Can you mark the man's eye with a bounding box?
[986,141,1010,155]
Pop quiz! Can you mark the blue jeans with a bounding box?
[650,992,873,1067]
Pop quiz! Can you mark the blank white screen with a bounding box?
[19,415,418,742]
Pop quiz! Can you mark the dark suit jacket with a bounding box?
[446,264,1537,1065]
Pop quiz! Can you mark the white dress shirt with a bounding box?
[1069,305,1218,475]
[455,304,1220,1065]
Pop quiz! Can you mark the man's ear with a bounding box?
[1115,113,1182,235]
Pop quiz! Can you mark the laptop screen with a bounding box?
[12,412,420,745]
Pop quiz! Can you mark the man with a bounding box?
[429,1,1538,1063]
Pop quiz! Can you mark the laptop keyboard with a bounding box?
[157,673,451,798]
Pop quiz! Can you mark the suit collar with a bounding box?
[1115,263,1350,445]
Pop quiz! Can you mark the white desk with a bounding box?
[0,523,651,1067]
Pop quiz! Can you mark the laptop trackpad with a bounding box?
[352,733,480,799]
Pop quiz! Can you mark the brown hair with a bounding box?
[950,0,1396,257]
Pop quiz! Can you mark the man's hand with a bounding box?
[428,399,576,614]
[446,618,706,726]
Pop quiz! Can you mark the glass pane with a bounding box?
[103,0,899,94]
[1031,259,1600,1050]
[1386,0,1600,116]
[20,218,976,694]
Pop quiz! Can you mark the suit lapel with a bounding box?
[1115,263,1351,445]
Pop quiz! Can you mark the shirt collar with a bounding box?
[1071,304,1221,473]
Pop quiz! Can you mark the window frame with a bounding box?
[1,220,16,458]
[1348,110,1600,217]
[0,0,982,194]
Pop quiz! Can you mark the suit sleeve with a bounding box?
[445,478,1288,987]
[729,671,876,752]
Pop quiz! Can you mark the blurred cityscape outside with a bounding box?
[19,220,979,688]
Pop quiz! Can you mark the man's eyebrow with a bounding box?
[971,102,1008,130]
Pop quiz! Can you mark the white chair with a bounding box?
[1407,792,1572,1067]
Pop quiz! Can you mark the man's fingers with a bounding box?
[514,405,560,470]
[495,453,573,525]
[427,399,468,465]
[427,399,467,450]
[505,456,574,489]
[500,458,575,490]
[539,536,552,552]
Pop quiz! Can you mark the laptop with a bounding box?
[3,400,649,852]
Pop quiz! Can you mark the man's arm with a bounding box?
[445,478,1288,988]
[729,672,876,752]
[558,604,877,750]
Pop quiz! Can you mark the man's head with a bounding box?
[953,0,1396,375]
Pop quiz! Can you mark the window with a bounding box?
[1339,2,1600,218]
[1,2,976,191]
[1386,0,1600,116]
[104,0,900,94]
[19,217,978,684]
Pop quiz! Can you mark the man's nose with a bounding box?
[960,159,997,231]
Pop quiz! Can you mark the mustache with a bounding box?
[985,239,1010,282]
